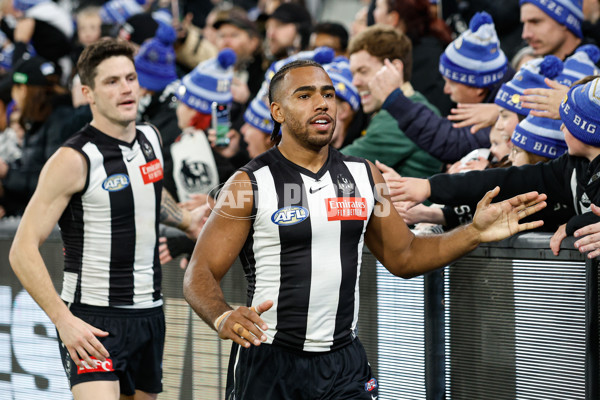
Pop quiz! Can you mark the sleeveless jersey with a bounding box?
[239,147,376,352]
[58,124,163,308]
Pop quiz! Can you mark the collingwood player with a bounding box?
[183,60,548,399]
[9,38,204,399]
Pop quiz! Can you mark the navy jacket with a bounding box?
[381,67,515,163]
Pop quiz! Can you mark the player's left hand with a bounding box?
[472,186,546,243]
[217,300,274,348]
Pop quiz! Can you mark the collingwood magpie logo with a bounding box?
[142,141,154,159]
[336,174,354,194]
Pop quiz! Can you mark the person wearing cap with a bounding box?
[240,91,276,158]
[399,56,569,229]
[310,22,349,57]
[342,24,442,179]
[134,22,183,199]
[520,44,600,119]
[520,0,587,60]
[172,48,238,203]
[99,0,145,26]
[9,38,205,399]
[396,111,573,231]
[384,74,600,256]
[452,1,599,134]
[369,12,515,165]
[1,0,73,65]
[0,56,90,217]
[214,8,268,103]
[456,54,568,171]
[265,2,313,61]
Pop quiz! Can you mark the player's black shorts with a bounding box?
[57,303,165,396]
[226,337,379,399]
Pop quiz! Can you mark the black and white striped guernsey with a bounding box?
[58,124,163,308]
[239,147,376,352]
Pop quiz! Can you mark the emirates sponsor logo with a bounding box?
[140,159,164,184]
[326,197,367,221]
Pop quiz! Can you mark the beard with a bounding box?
[285,113,336,151]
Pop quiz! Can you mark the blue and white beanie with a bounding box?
[265,46,335,83]
[135,23,178,92]
[12,0,50,12]
[512,114,567,158]
[323,57,360,111]
[557,44,600,87]
[100,0,145,25]
[495,55,563,116]
[244,90,273,134]
[439,12,507,88]
[520,0,583,38]
[560,77,600,146]
[176,48,237,114]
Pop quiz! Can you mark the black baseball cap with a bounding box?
[12,56,58,86]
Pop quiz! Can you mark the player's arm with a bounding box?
[8,147,110,367]
[364,161,547,278]
[183,171,272,348]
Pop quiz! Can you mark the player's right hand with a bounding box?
[56,313,110,368]
[217,300,274,348]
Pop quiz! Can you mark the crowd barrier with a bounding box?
[0,218,597,399]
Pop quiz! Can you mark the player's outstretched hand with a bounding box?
[472,186,546,243]
[55,313,110,369]
[447,103,499,133]
[216,300,274,348]
[574,203,600,258]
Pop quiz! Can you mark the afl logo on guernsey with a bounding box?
[271,206,309,226]
[102,174,130,192]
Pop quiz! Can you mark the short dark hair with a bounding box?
[77,38,135,88]
[348,24,413,83]
[313,22,349,52]
[268,59,326,143]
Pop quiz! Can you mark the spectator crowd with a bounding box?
[2,0,600,259]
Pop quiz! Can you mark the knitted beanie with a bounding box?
[323,57,360,111]
[512,114,567,158]
[12,0,50,12]
[176,48,237,114]
[519,0,584,38]
[265,46,335,83]
[439,12,507,88]
[559,77,600,146]
[135,23,178,92]
[557,44,600,87]
[495,55,563,116]
[100,0,145,25]
[244,91,273,135]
